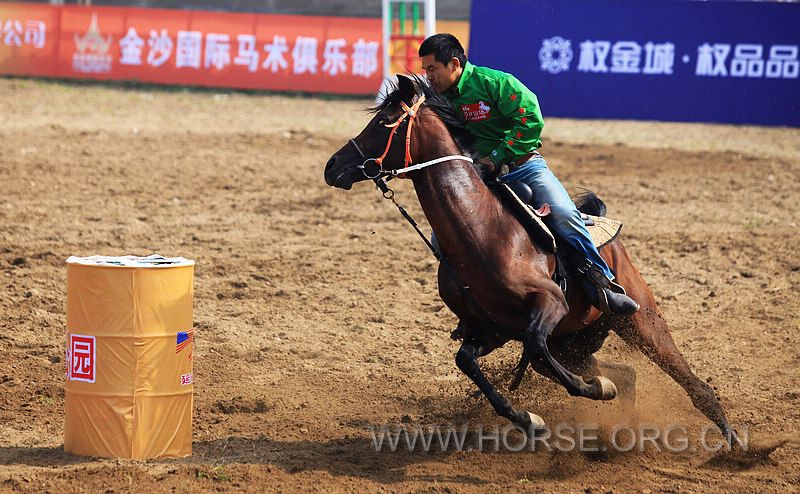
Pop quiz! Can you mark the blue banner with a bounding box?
[468,0,800,126]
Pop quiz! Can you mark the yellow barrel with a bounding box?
[64,254,194,459]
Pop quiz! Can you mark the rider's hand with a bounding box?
[479,156,507,181]
[478,156,495,167]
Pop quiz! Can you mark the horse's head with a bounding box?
[324,75,423,190]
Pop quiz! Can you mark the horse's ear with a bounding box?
[396,74,416,105]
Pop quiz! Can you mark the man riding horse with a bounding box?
[419,34,639,316]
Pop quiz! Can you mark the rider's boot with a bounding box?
[579,261,640,315]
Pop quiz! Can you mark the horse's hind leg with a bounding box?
[550,324,637,410]
[615,301,741,446]
[522,290,617,401]
[455,333,545,432]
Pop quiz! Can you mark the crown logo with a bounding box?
[74,13,112,54]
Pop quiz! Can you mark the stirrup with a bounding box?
[578,261,626,292]
[577,261,627,313]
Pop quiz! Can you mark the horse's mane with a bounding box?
[369,76,482,173]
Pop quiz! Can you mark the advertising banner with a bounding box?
[468,0,800,126]
[0,3,59,77]
[0,3,383,94]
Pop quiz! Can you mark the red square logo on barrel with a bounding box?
[69,334,96,383]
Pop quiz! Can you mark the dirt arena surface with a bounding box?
[0,77,798,493]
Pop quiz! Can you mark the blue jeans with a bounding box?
[500,155,615,288]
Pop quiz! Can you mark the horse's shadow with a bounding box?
[0,434,489,486]
[189,433,491,485]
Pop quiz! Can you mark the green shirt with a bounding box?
[447,61,544,165]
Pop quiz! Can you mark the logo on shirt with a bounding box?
[461,101,491,121]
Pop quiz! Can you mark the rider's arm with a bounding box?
[486,76,544,166]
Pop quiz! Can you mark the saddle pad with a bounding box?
[585,215,623,249]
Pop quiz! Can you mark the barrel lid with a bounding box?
[66,254,195,268]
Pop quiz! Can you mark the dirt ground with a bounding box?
[0,77,798,493]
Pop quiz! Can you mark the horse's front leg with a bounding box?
[455,339,545,433]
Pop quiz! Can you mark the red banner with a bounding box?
[0,3,382,94]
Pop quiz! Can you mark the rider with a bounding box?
[418,33,639,315]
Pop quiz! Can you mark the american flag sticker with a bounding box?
[176,329,194,353]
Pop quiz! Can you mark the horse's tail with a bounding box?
[573,189,607,217]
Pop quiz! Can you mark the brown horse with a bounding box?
[324,75,741,446]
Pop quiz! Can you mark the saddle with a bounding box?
[488,180,623,297]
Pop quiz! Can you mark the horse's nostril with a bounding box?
[326,157,336,169]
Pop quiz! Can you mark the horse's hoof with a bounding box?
[514,411,546,433]
[588,376,617,400]
[526,412,546,431]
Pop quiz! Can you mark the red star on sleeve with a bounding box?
[507,139,515,146]
[518,108,526,114]
[520,116,528,124]
[509,94,517,101]
[515,131,522,138]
